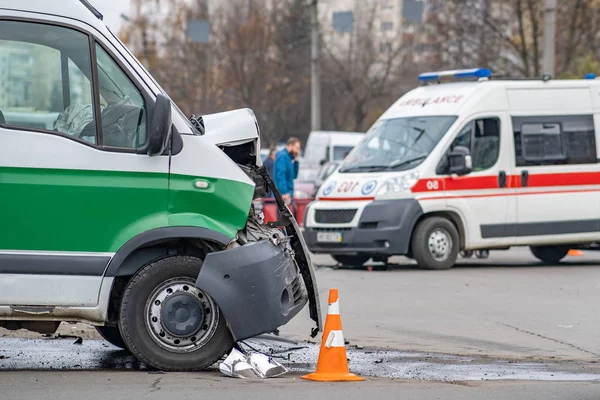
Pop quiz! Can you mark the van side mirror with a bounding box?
[448,146,472,176]
[147,94,172,156]
[319,159,326,166]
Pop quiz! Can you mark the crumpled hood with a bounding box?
[201,108,262,165]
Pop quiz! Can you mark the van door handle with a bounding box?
[521,171,529,187]
[498,171,507,188]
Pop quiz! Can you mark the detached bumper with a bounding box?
[195,240,308,342]
[305,199,423,256]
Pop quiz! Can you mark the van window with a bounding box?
[513,115,597,166]
[95,44,147,149]
[0,21,97,142]
[333,146,354,161]
[449,118,500,171]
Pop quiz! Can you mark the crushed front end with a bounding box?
[194,116,322,341]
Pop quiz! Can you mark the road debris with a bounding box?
[219,348,287,379]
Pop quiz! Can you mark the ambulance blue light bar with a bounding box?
[418,68,492,82]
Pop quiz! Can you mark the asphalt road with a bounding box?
[2,247,600,399]
[1,372,599,400]
[282,247,600,362]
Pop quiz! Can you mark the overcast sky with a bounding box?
[90,0,131,31]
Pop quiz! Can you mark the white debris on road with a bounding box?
[219,348,288,379]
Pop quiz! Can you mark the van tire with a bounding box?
[530,246,569,264]
[411,217,459,270]
[119,256,233,371]
[95,326,128,350]
[332,254,371,266]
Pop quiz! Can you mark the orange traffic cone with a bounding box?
[302,289,363,382]
[568,249,584,256]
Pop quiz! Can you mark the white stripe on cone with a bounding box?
[325,330,345,348]
[328,300,340,315]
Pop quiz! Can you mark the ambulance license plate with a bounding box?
[317,232,342,243]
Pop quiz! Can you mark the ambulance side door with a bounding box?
[441,112,517,249]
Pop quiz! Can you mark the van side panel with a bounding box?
[0,275,102,306]
[0,129,170,253]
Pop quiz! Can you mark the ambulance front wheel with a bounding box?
[530,246,569,264]
[411,217,460,270]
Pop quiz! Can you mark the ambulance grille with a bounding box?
[314,209,357,224]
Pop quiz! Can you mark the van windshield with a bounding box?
[339,116,457,173]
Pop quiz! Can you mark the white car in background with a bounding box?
[302,131,365,186]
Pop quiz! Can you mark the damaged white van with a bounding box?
[305,68,600,270]
[0,0,321,370]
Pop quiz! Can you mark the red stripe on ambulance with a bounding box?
[412,171,600,193]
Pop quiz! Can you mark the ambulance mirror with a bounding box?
[448,146,472,176]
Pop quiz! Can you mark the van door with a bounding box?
[511,114,600,244]
[0,20,168,307]
[441,113,517,249]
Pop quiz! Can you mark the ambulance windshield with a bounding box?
[339,116,457,173]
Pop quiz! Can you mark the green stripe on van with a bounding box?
[0,167,253,253]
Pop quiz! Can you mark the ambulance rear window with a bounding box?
[513,115,597,166]
[521,123,565,162]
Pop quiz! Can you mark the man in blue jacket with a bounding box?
[274,137,301,206]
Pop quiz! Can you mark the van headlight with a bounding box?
[376,171,420,196]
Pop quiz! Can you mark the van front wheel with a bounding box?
[119,256,233,371]
[530,246,569,264]
[411,217,459,270]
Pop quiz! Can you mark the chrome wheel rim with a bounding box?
[428,229,452,261]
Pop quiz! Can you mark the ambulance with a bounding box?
[0,0,321,371]
[304,68,600,270]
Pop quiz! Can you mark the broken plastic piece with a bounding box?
[218,348,288,379]
[219,348,261,379]
[248,353,287,378]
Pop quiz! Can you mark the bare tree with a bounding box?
[427,0,600,78]
[320,2,414,132]
[210,0,312,146]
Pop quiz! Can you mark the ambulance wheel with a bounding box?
[95,326,128,350]
[412,217,459,270]
[119,256,233,371]
[332,254,371,266]
[530,246,569,264]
